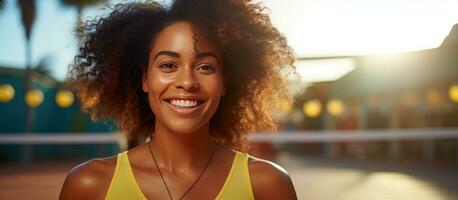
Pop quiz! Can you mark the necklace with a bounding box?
[147,141,216,200]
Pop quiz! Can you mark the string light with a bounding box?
[55,90,74,108]
[25,89,44,107]
[327,99,344,116]
[303,99,322,118]
[0,84,15,103]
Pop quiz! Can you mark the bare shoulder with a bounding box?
[248,155,297,200]
[59,155,117,200]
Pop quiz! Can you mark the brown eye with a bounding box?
[159,63,177,72]
[197,64,215,73]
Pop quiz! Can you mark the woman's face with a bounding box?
[143,21,225,134]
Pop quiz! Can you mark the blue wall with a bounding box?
[0,74,119,162]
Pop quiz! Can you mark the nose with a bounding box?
[174,65,199,91]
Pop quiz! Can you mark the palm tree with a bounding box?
[17,0,36,163]
[17,0,36,133]
[59,0,107,40]
[34,56,53,76]
[0,0,5,11]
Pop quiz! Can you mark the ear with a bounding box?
[142,70,148,93]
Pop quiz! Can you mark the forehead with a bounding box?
[150,21,219,56]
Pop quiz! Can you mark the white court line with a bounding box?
[0,128,458,144]
[0,133,121,144]
[250,128,458,143]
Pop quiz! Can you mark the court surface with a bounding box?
[1,151,457,200]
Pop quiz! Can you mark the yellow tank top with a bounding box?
[105,151,255,200]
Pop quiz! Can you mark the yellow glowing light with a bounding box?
[303,99,322,118]
[426,89,443,108]
[279,100,293,113]
[25,89,44,107]
[327,99,344,116]
[449,85,458,103]
[55,90,74,108]
[0,84,15,103]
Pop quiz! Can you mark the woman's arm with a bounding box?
[249,156,298,200]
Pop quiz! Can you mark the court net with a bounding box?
[1,128,457,200]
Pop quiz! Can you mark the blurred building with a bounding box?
[0,66,116,162]
[289,24,458,165]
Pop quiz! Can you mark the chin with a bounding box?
[166,120,208,135]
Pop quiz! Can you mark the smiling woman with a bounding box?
[145,22,225,136]
[59,0,296,200]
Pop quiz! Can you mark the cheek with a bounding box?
[146,72,175,110]
[205,75,225,102]
[147,71,175,93]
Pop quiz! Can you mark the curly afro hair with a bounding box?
[68,0,295,151]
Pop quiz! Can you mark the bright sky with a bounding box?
[262,0,458,57]
[0,0,457,81]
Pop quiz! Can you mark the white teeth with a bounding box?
[170,99,199,108]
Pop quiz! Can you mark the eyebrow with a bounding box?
[153,51,180,61]
[195,52,220,62]
[153,51,220,63]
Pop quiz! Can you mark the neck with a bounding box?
[149,122,214,173]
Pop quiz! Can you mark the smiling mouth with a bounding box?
[166,99,205,109]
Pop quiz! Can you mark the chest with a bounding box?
[104,151,254,200]
[133,163,232,199]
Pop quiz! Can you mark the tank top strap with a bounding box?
[237,152,255,199]
[105,152,147,200]
[215,151,255,200]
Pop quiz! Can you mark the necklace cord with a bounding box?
[148,141,216,200]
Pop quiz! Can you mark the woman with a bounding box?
[60,0,297,199]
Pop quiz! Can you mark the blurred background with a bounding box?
[0,0,458,199]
